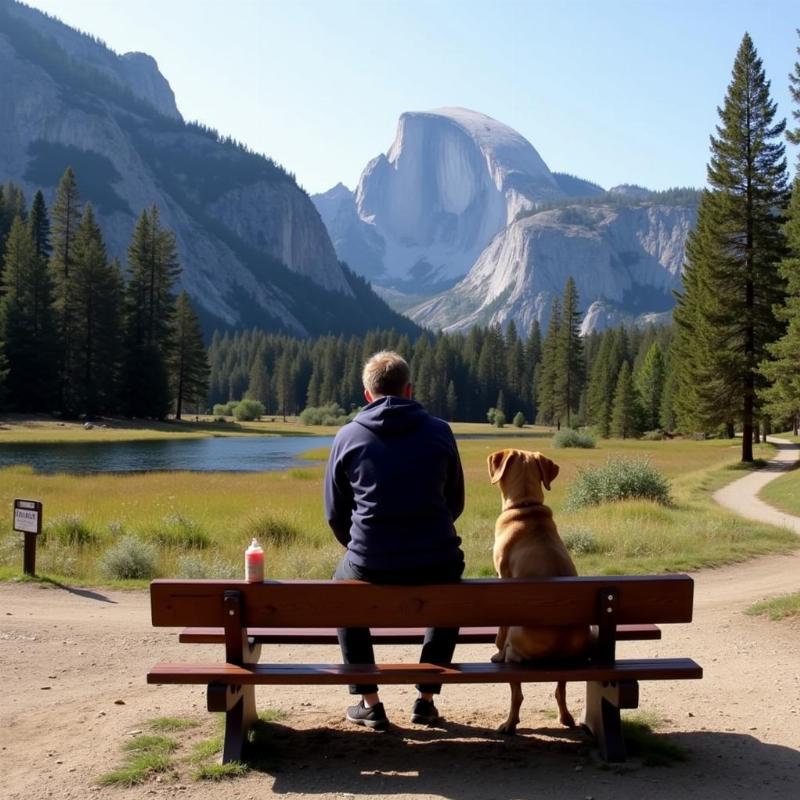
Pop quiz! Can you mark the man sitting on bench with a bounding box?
[324,350,466,730]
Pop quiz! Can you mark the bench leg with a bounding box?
[207,683,258,763]
[581,679,639,763]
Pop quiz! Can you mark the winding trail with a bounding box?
[713,435,800,533]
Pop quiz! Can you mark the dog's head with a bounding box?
[487,449,559,508]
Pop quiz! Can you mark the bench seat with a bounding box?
[148,656,700,685]
[177,623,661,646]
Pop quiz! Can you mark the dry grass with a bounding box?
[0,433,794,584]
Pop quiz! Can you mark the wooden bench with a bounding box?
[148,576,702,764]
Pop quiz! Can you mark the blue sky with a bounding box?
[23,0,799,195]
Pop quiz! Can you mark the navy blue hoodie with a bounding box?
[324,396,464,570]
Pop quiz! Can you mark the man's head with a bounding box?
[362,351,412,402]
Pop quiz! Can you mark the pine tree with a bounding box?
[610,361,641,439]
[672,34,789,460]
[445,379,458,421]
[50,167,82,414]
[535,299,561,426]
[524,319,542,420]
[0,216,57,410]
[71,204,123,416]
[170,291,210,419]
[122,205,180,418]
[553,277,584,428]
[28,190,51,261]
[247,344,270,406]
[636,342,666,431]
[758,30,800,434]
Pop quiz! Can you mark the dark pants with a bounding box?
[333,554,465,695]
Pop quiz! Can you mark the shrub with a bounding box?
[241,513,300,547]
[565,457,673,510]
[99,536,158,580]
[212,401,239,416]
[299,403,349,426]
[234,399,265,421]
[561,527,601,555]
[494,410,506,428]
[36,540,79,576]
[144,514,210,549]
[43,514,98,546]
[177,553,239,578]
[486,407,497,424]
[512,411,525,428]
[553,428,596,449]
[641,429,668,441]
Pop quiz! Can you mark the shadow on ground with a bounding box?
[242,720,800,799]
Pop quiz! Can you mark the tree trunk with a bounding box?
[725,422,735,439]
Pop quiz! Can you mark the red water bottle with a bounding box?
[245,538,264,583]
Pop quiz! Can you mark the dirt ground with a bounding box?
[2,442,799,800]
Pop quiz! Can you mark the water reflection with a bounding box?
[0,435,335,474]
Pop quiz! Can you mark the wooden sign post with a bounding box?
[13,499,43,576]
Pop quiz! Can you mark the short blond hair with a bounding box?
[362,351,410,397]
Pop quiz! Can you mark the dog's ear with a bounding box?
[488,450,515,484]
[533,452,559,491]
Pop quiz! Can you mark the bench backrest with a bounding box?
[150,575,694,629]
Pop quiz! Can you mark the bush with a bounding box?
[299,403,349,426]
[99,536,158,580]
[43,514,98,546]
[177,553,239,578]
[553,428,596,449]
[641,429,668,441]
[565,457,673,510]
[233,399,265,421]
[212,401,239,416]
[494,410,506,428]
[241,514,300,547]
[512,411,525,428]
[143,514,210,549]
[561,527,601,555]
[486,407,497,424]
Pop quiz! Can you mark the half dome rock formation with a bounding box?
[408,202,696,334]
[314,107,565,292]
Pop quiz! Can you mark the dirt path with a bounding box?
[1,449,799,800]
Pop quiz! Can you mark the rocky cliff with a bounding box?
[0,0,415,336]
[314,107,566,293]
[408,201,696,334]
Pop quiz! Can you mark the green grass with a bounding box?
[148,717,200,733]
[97,734,177,786]
[621,711,688,766]
[745,593,800,620]
[759,466,800,517]
[0,435,795,585]
[193,762,248,780]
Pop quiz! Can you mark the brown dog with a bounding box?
[488,448,592,734]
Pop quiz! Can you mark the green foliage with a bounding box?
[610,361,642,439]
[177,552,239,578]
[299,403,348,425]
[486,407,498,424]
[552,428,596,448]
[98,733,176,786]
[565,457,673,510]
[144,514,210,549]
[561,527,601,554]
[512,411,525,427]
[241,514,300,547]
[170,291,210,419]
[43,514,98,546]
[99,535,158,580]
[233,398,265,421]
[622,712,689,766]
[213,401,239,416]
[746,592,800,620]
[193,762,248,781]
[493,409,506,428]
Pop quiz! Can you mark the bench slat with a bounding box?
[152,576,694,628]
[178,623,662,645]
[148,657,702,686]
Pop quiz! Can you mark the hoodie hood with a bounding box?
[355,396,428,435]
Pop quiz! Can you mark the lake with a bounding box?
[0,435,335,475]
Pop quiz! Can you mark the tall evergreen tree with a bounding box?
[553,277,584,428]
[122,205,180,418]
[636,342,666,431]
[170,291,210,419]
[50,167,83,414]
[71,204,123,416]
[672,34,789,460]
[28,190,51,261]
[535,299,561,426]
[610,361,641,439]
[0,216,57,410]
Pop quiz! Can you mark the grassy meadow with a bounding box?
[758,465,800,517]
[0,423,795,586]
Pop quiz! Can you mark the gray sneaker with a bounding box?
[346,700,389,730]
